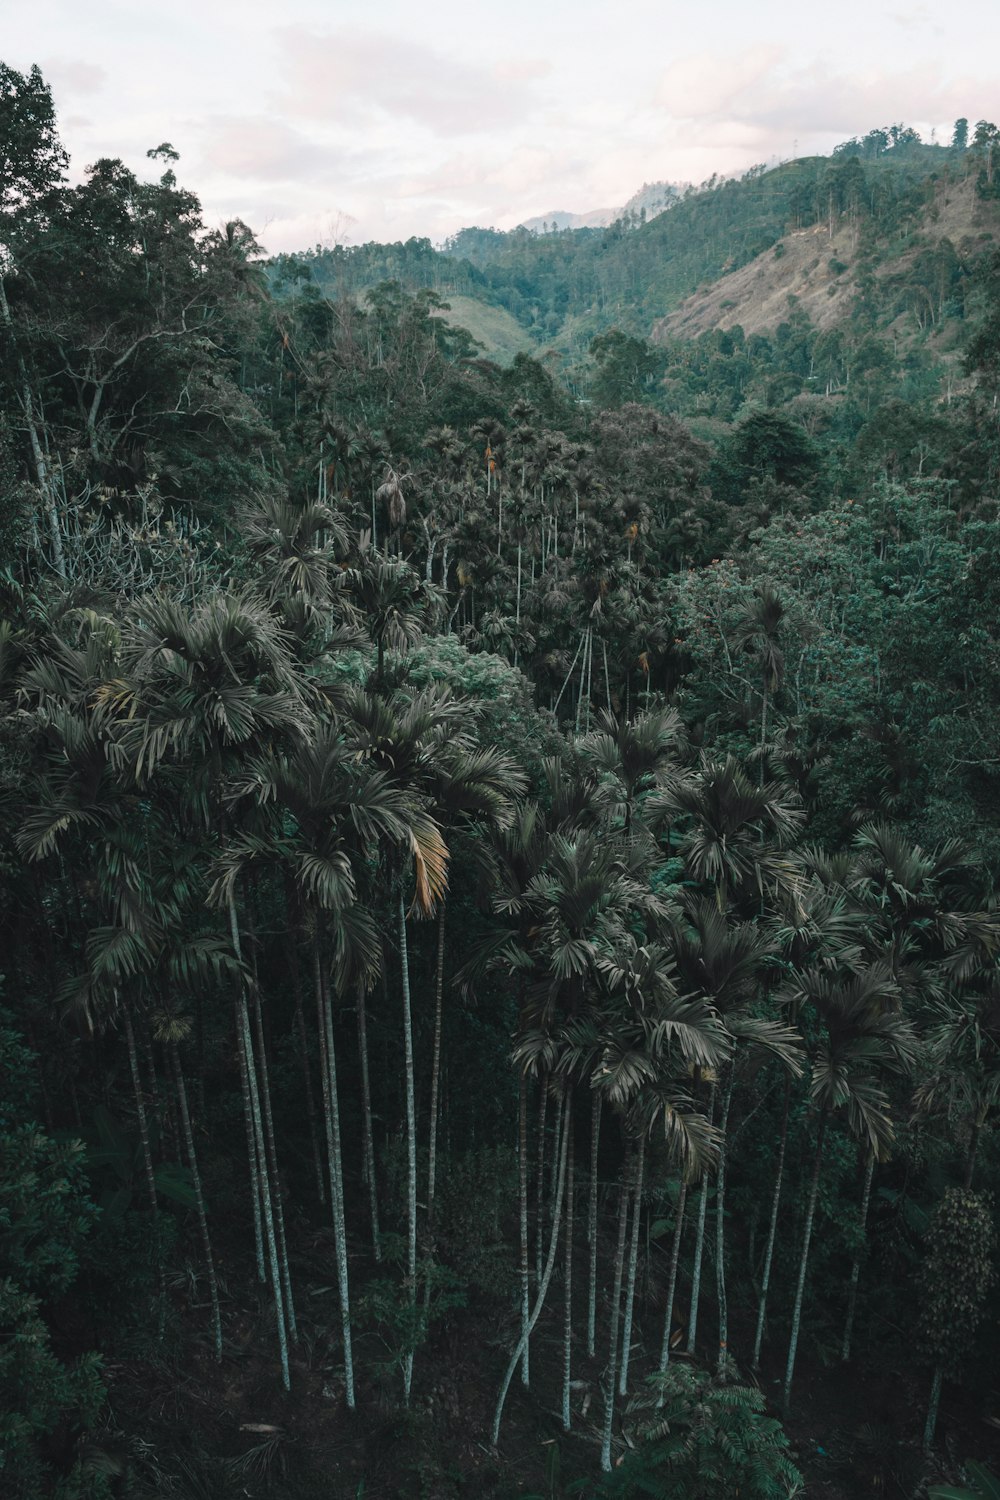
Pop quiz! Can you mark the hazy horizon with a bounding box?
[7,0,1000,254]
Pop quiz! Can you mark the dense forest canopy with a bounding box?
[3,61,1000,1500]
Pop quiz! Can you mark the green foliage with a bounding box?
[0,1281,109,1500]
[0,61,67,218]
[930,1460,1000,1500]
[0,1024,108,1498]
[6,70,1000,1500]
[589,330,666,408]
[917,1188,996,1377]
[359,1247,467,1378]
[714,407,823,499]
[435,1146,519,1295]
[595,1365,802,1499]
[0,1125,96,1295]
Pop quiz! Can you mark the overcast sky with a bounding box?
[7,0,1000,253]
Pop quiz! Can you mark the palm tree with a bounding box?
[669,899,802,1370]
[96,590,308,804]
[778,960,915,1415]
[752,859,864,1368]
[659,759,803,1362]
[730,582,787,761]
[590,939,728,1394]
[654,754,804,914]
[61,907,240,1367]
[556,936,727,1469]
[517,826,672,1354]
[17,634,179,1339]
[214,722,436,1407]
[490,1084,571,1449]
[471,799,552,1386]
[843,822,993,1357]
[486,816,667,1435]
[578,703,686,841]
[915,985,1000,1188]
[344,547,437,683]
[93,588,309,1382]
[602,1137,632,1473]
[421,737,527,1234]
[344,683,454,1402]
[852,821,985,1001]
[157,1006,225,1366]
[244,496,350,611]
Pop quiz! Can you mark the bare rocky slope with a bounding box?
[653,176,999,343]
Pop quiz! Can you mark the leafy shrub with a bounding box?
[917,1188,996,1378]
[436,1145,518,1296]
[0,1020,109,1497]
[596,1364,803,1500]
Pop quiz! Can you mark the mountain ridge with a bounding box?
[275,134,1000,373]
[519,179,683,233]
[655,172,999,343]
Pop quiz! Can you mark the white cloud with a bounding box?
[200,119,321,182]
[656,46,783,119]
[272,25,541,135]
[42,58,107,96]
[7,0,1000,248]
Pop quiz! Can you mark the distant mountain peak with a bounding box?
[519,180,683,234]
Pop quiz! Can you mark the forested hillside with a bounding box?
[3,62,1000,1500]
[280,124,1000,361]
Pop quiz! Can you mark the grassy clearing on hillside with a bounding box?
[432,295,539,364]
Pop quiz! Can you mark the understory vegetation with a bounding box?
[3,64,1000,1500]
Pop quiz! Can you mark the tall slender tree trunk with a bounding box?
[965,1117,982,1188]
[516,541,522,625]
[535,1083,548,1286]
[562,1094,575,1431]
[22,382,66,578]
[427,903,447,1233]
[227,901,268,1293]
[314,950,356,1410]
[923,1366,943,1453]
[752,1078,790,1369]
[235,996,266,1283]
[518,1073,531,1388]
[552,630,585,717]
[0,282,65,576]
[492,1090,570,1448]
[658,1180,688,1376]
[575,628,592,734]
[251,983,297,1341]
[550,1083,566,1217]
[239,996,291,1392]
[124,1006,166,1338]
[782,1113,827,1416]
[600,1156,632,1473]
[169,1042,222,1361]
[284,884,325,1205]
[760,684,769,776]
[686,1083,716,1354]
[619,1132,646,1396]
[715,1065,737,1375]
[194,991,206,1115]
[356,979,382,1261]
[398,888,418,1404]
[293,993,325,1205]
[140,1028,165,1157]
[841,1150,875,1362]
[587,1091,602,1358]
